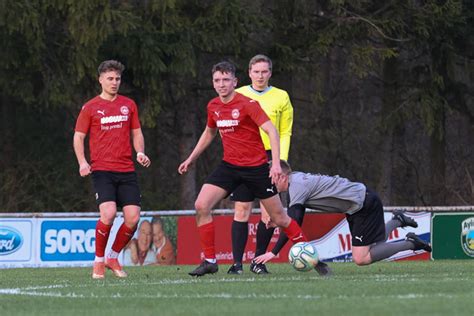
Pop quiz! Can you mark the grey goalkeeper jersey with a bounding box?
[288,172,367,215]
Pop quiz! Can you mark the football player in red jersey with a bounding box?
[73,60,151,279]
[178,61,307,277]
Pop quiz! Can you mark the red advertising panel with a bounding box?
[177,212,430,265]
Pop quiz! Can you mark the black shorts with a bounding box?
[91,171,141,207]
[206,161,277,200]
[345,188,385,246]
[230,151,274,202]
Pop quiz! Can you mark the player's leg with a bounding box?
[384,210,418,240]
[228,184,254,274]
[91,171,118,279]
[260,195,307,243]
[352,236,432,265]
[249,205,274,274]
[349,189,431,265]
[255,205,274,257]
[188,183,229,276]
[106,204,139,274]
[105,205,139,278]
[92,201,116,278]
[106,172,141,278]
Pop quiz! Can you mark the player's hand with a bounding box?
[265,219,277,229]
[137,152,151,167]
[79,162,91,177]
[253,252,276,264]
[269,161,282,184]
[178,159,192,174]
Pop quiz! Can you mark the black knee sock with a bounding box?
[255,220,275,257]
[231,220,248,264]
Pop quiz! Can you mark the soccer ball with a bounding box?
[288,242,319,272]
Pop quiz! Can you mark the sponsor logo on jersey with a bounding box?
[0,226,24,256]
[461,217,474,257]
[216,120,239,128]
[232,109,240,119]
[97,110,105,116]
[120,106,129,115]
[100,115,128,124]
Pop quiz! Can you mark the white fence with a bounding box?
[1,206,473,218]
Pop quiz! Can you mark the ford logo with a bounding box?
[0,226,24,255]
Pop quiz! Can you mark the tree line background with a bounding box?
[1,0,473,213]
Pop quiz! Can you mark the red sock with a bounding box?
[111,223,136,253]
[282,219,308,243]
[198,222,216,260]
[95,220,112,257]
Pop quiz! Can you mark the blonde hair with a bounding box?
[248,54,272,71]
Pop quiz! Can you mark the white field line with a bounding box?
[0,287,461,300]
[0,275,469,299]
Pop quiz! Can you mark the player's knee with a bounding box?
[234,212,249,222]
[234,202,251,221]
[100,213,115,225]
[125,214,140,227]
[194,200,211,215]
[272,214,290,227]
[352,255,372,266]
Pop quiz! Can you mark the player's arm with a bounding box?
[260,121,281,182]
[279,94,293,161]
[254,204,306,264]
[178,126,217,174]
[131,128,151,167]
[73,131,91,177]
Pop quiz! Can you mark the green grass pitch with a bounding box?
[0,261,472,316]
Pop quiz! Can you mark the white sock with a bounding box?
[95,256,105,263]
[205,258,217,264]
[107,250,119,259]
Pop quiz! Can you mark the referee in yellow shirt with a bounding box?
[228,54,294,274]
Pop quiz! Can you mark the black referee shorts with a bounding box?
[91,171,141,208]
[206,161,277,200]
[345,188,385,247]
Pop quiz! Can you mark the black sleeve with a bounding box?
[271,204,306,255]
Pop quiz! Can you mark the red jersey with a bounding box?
[75,95,141,172]
[207,93,270,166]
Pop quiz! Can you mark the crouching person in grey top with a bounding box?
[254,160,431,267]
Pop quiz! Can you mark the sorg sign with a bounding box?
[44,229,95,254]
[40,220,97,261]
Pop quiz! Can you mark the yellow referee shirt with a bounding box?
[236,85,293,161]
